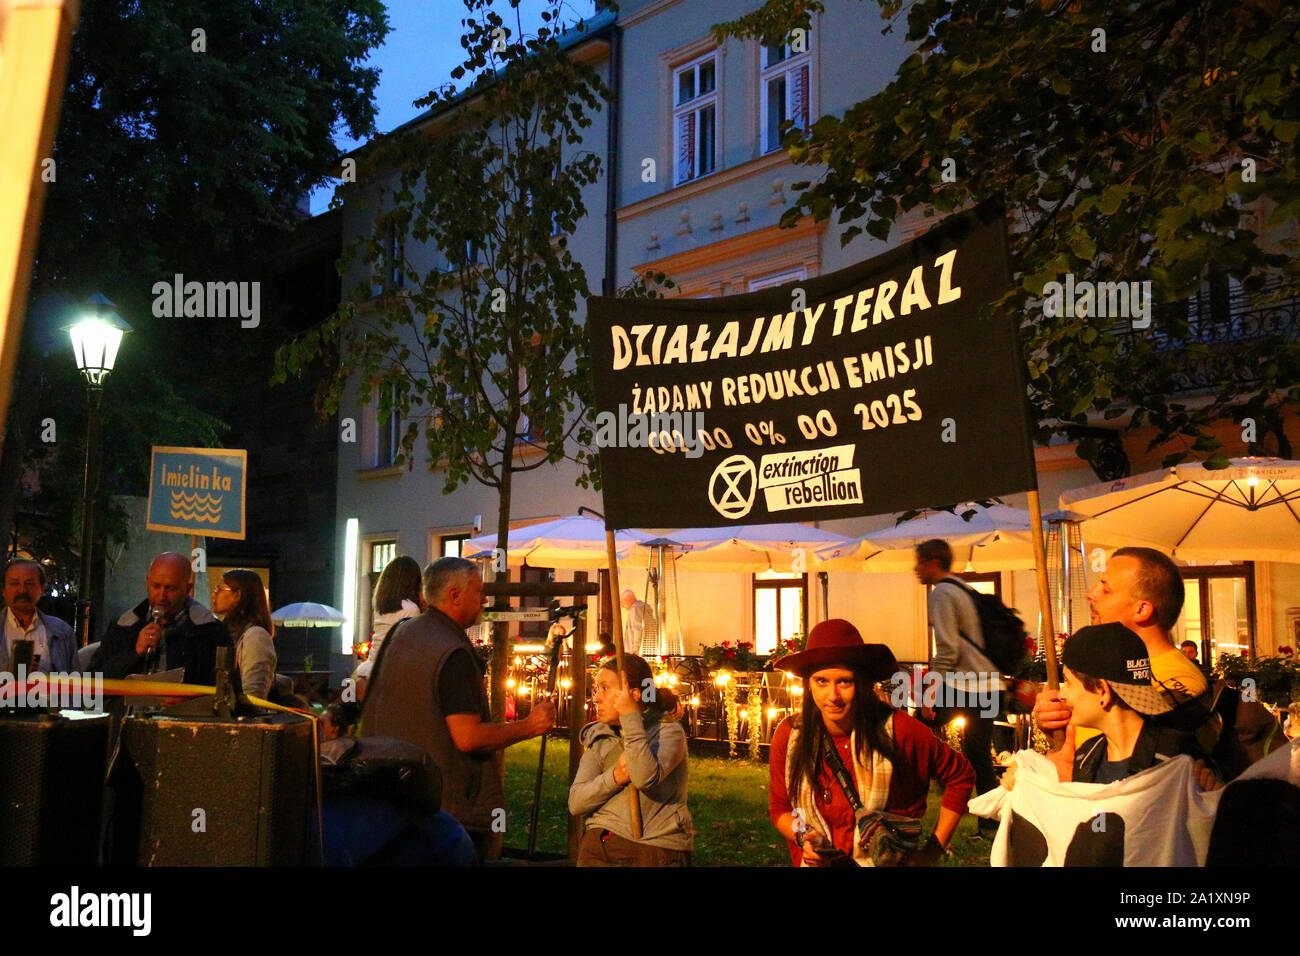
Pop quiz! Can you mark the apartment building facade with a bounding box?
[329,0,1298,678]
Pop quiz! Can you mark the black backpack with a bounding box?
[935,579,1028,675]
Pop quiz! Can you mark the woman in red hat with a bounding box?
[768,619,975,866]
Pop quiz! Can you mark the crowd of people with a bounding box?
[3,534,1296,867]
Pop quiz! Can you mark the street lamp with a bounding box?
[67,293,130,645]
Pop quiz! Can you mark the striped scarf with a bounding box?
[786,715,895,867]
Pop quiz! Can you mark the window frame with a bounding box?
[672,50,720,187]
[752,570,808,655]
[759,34,814,155]
[372,380,402,468]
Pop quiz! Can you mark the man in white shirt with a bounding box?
[914,538,999,823]
[619,589,656,657]
[1,558,75,673]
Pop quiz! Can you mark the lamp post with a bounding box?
[67,294,130,645]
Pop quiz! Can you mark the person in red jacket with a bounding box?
[769,619,975,866]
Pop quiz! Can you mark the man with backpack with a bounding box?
[915,538,1018,830]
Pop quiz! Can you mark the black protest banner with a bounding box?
[589,207,1037,530]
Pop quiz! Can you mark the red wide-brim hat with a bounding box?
[777,619,898,682]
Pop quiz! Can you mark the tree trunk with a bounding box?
[486,446,514,860]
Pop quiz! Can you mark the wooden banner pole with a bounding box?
[1027,489,1064,748]
[605,529,643,839]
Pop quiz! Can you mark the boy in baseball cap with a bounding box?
[1059,623,1219,786]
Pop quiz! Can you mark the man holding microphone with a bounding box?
[91,551,230,686]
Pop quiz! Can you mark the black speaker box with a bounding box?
[0,713,110,865]
[112,713,315,866]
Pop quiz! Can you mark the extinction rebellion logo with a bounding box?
[708,444,863,519]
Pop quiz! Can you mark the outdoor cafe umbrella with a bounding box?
[271,602,346,626]
[462,514,650,570]
[814,503,1042,572]
[626,522,849,573]
[1059,457,1300,563]
[271,602,345,672]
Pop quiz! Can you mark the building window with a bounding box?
[753,570,807,655]
[386,221,405,290]
[748,267,807,293]
[1172,564,1256,668]
[373,382,401,468]
[760,36,812,154]
[371,541,397,574]
[673,52,717,186]
[440,533,470,558]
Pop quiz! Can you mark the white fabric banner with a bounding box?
[968,750,1222,867]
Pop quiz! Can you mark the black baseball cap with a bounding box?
[1060,623,1173,716]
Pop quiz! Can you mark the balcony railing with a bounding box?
[1109,276,1299,393]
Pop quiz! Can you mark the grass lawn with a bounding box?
[502,738,991,867]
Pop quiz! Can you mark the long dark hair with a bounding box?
[788,663,896,801]
[373,555,422,616]
[220,568,274,640]
[599,653,683,721]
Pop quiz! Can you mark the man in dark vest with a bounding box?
[363,556,555,860]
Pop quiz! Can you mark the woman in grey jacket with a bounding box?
[213,568,277,700]
[569,654,693,866]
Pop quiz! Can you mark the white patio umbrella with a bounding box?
[271,602,346,626]
[815,503,1041,572]
[462,514,651,569]
[1060,457,1300,563]
[627,522,849,573]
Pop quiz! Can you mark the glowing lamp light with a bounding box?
[560,678,572,689]
[67,294,131,386]
[739,709,749,719]
[791,685,804,696]
[767,707,778,720]
[954,716,967,730]
[342,519,359,652]
[690,696,700,707]
[506,679,516,688]
[1248,475,1259,487]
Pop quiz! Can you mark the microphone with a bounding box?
[145,605,165,672]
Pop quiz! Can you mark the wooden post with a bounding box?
[1027,489,1064,748]
[604,530,643,839]
[567,572,588,858]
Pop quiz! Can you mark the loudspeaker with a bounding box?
[0,713,110,865]
[112,713,315,866]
